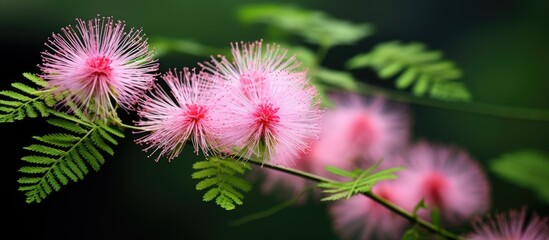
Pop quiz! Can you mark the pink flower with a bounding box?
[260,94,408,197]
[396,141,490,224]
[135,69,222,161]
[329,180,411,239]
[202,41,322,164]
[320,93,409,168]
[469,209,549,240]
[40,16,158,119]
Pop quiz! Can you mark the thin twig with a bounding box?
[244,158,464,240]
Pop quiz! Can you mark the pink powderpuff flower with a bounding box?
[329,180,412,240]
[260,94,408,198]
[40,16,158,119]
[135,68,222,161]
[469,208,549,240]
[396,141,490,224]
[321,93,410,168]
[201,41,323,164]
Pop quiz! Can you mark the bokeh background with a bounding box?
[2,0,548,239]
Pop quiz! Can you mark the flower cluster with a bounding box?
[39,17,322,164]
[260,93,491,239]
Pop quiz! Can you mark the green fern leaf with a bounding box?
[99,123,124,138]
[97,128,119,145]
[90,131,114,155]
[21,156,57,165]
[46,118,88,134]
[12,82,37,94]
[33,133,80,148]
[65,158,85,180]
[192,157,252,210]
[203,188,220,202]
[22,72,47,87]
[17,177,41,184]
[18,114,124,203]
[347,41,471,101]
[59,162,78,182]
[84,139,105,164]
[0,73,59,123]
[0,91,32,101]
[19,166,50,174]
[24,144,65,156]
[318,164,403,201]
[0,99,22,107]
[78,144,101,171]
[52,165,69,185]
[196,178,219,190]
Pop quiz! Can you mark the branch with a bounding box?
[244,157,464,240]
[350,82,549,122]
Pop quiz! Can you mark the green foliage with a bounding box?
[315,67,357,91]
[0,73,61,123]
[317,163,403,201]
[311,67,358,108]
[401,200,432,240]
[347,41,471,101]
[401,228,421,240]
[150,38,226,58]
[490,150,549,204]
[238,4,374,47]
[192,157,252,210]
[18,112,123,203]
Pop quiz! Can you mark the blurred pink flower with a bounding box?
[136,69,222,161]
[396,141,490,224]
[261,94,409,198]
[40,16,158,119]
[202,41,322,164]
[469,209,549,240]
[321,93,410,168]
[329,180,411,240]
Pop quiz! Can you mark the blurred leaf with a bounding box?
[315,68,357,91]
[347,41,471,102]
[431,207,440,229]
[401,228,421,240]
[283,45,317,69]
[238,4,374,47]
[150,38,225,57]
[412,199,427,216]
[490,150,549,204]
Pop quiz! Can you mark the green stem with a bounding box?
[244,158,464,240]
[315,43,331,65]
[120,123,144,131]
[352,82,549,122]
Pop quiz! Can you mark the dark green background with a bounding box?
[2,0,548,239]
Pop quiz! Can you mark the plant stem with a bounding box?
[315,43,331,65]
[245,158,464,240]
[120,123,144,131]
[352,82,549,122]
